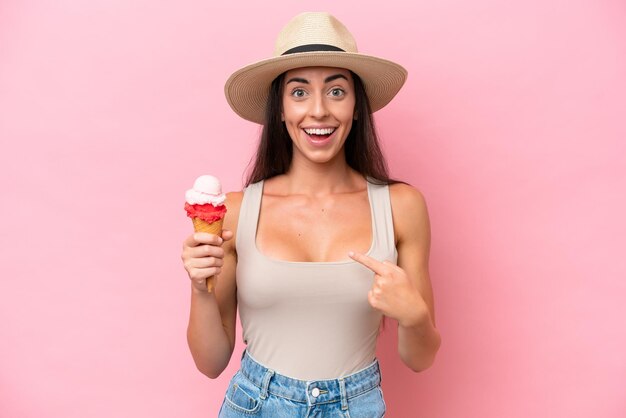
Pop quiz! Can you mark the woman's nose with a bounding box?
[308,94,329,118]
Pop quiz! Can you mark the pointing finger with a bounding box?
[348,251,385,274]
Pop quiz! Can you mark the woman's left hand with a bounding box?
[349,251,430,328]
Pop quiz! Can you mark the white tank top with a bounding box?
[235,179,398,380]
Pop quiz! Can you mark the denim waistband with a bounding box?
[238,350,382,406]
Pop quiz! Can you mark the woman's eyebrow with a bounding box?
[286,77,309,85]
[324,74,348,83]
[285,74,348,85]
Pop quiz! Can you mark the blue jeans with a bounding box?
[218,350,386,417]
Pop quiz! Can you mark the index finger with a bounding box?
[185,232,223,247]
[348,251,385,274]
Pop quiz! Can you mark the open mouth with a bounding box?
[303,127,337,142]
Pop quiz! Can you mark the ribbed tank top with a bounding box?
[235,179,398,380]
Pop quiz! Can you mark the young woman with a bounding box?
[181,12,441,417]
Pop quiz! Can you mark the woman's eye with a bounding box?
[291,89,306,98]
[330,88,345,97]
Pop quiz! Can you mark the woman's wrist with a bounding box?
[190,283,215,298]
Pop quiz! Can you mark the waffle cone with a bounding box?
[192,217,223,235]
[191,217,224,293]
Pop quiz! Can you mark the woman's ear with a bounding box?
[281,112,285,122]
[353,110,358,120]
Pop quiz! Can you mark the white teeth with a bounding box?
[304,128,335,135]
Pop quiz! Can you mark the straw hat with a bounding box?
[224,12,408,124]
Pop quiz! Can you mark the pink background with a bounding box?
[1,1,625,417]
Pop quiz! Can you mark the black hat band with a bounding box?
[281,44,345,55]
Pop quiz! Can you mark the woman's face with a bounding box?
[281,66,356,165]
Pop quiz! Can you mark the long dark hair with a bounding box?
[244,71,401,187]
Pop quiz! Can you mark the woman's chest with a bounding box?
[256,192,372,263]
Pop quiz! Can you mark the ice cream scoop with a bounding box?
[184,175,227,292]
[185,175,226,206]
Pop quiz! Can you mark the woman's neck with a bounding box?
[281,153,363,197]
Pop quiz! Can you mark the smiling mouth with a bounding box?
[303,127,336,136]
[303,127,337,141]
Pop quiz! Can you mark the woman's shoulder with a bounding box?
[388,182,430,243]
[224,190,244,214]
[388,182,427,209]
[222,190,244,231]
[225,189,244,200]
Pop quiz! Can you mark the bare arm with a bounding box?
[349,184,441,372]
[391,184,441,371]
[182,191,242,378]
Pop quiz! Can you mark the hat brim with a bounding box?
[224,51,408,124]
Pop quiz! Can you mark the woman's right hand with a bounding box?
[181,230,233,293]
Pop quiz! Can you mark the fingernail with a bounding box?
[348,251,354,257]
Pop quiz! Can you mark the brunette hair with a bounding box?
[244,71,402,187]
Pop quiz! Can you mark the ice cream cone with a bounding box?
[191,218,224,292]
[192,217,223,235]
[185,175,227,294]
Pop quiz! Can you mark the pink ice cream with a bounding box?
[184,175,227,223]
